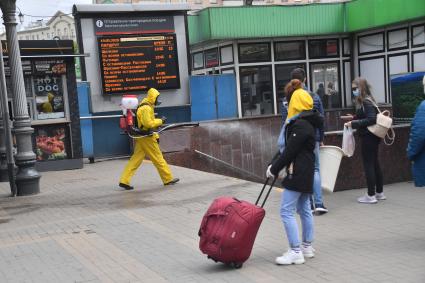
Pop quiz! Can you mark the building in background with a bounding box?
[0,11,75,41]
[188,1,425,119]
[94,0,348,10]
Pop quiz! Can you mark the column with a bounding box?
[0,0,40,195]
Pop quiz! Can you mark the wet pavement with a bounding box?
[0,159,424,283]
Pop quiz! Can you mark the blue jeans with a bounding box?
[280,189,314,248]
[313,142,323,206]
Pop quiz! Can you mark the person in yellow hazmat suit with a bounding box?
[41,93,54,113]
[119,88,179,190]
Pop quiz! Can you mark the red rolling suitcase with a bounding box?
[198,178,276,268]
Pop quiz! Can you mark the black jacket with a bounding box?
[270,110,323,194]
[351,98,377,136]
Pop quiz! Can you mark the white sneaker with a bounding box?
[301,245,315,258]
[357,194,377,204]
[376,192,386,200]
[275,249,305,265]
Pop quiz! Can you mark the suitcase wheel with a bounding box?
[231,262,243,269]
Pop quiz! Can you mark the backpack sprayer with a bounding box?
[119,94,199,139]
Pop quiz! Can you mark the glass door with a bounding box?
[310,62,341,109]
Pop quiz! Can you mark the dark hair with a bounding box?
[290,68,306,82]
[284,79,302,102]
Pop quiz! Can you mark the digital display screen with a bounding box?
[98,34,180,95]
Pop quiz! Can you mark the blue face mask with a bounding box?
[352,89,360,97]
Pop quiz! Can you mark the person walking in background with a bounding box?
[407,100,425,187]
[267,79,323,265]
[342,78,384,203]
[285,68,327,214]
[119,88,179,190]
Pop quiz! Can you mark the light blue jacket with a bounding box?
[407,100,425,187]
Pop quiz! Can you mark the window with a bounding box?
[275,63,306,113]
[359,57,386,103]
[192,52,204,70]
[308,39,339,58]
[358,32,384,55]
[413,51,425,72]
[412,24,425,47]
[47,33,50,39]
[238,43,271,63]
[343,38,350,56]
[240,65,273,117]
[204,48,219,68]
[387,28,408,51]
[310,62,341,109]
[274,41,305,61]
[220,45,234,65]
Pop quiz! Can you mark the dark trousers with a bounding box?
[361,133,383,196]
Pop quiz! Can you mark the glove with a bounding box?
[161,116,167,123]
[278,168,287,179]
[266,165,275,179]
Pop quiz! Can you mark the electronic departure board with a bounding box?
[98,34,180,95]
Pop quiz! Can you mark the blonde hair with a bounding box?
[352,77,375,105]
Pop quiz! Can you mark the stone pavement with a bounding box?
[0,159,424,283]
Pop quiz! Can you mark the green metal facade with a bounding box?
[188,0,425,45]
[346,0,425,32]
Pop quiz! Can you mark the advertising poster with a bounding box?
[35,125,69,161]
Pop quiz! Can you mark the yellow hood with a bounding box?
[287,88,313,120]
[141,88,160,106]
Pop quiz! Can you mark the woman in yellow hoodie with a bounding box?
[119,88,179,190]
[267,79,323,265]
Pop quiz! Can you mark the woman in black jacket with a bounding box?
[343,78,385,204]
[266,79,323,265]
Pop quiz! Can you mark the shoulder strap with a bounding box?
[364,97,381,113]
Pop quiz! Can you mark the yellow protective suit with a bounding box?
[286,88,313,120]
[41,93,54,113]
[119,88,174,186]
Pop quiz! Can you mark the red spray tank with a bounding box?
[120,94,139,130]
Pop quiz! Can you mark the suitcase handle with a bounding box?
[198,211,228,237]
[255,177,277,208]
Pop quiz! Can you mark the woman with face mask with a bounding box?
[341,78,385,204]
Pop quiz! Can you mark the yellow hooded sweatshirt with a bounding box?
[286,88,313,121]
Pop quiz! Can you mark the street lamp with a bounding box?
[0,0,41,196]
[18,12,24,25]
[16,6,24,24]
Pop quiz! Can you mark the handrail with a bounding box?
[80,115,122,120]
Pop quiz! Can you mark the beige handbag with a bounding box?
[366,98,395,145]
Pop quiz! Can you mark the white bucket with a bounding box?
[319,146,344,193]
